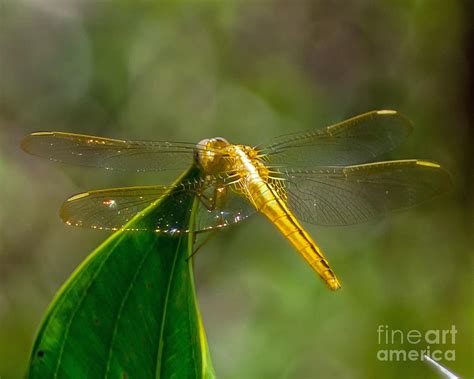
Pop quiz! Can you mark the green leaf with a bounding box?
[28,166,215,379]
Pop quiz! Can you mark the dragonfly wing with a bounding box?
[60,185,179,231]
[21,132,198,171]
[60,181,255,233]
[278,160,451,226]
[261,110,412,167]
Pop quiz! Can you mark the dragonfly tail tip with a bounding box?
[327,278,342,291]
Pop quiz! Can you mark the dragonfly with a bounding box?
[21,110,451,291]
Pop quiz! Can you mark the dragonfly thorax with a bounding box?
[195,137,231,174]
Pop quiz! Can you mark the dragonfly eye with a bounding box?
[212,137,229,145]
[196,137,229,150]
[196,138,211,148]
[194,137,230,173]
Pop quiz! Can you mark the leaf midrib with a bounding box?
[155,236,184,379]
[103,240,156,378]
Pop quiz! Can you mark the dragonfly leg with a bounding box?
[187,184,227,262]
[197,184,227,211]
[197,193,215,211]
[186,229,219,262]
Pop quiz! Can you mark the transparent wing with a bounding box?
[260,110,413,167]
[60,180,255,233]
[278,160,451,226]
[21,132,201,171]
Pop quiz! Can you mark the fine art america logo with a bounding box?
[376,325,457,362]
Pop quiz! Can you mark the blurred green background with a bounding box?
[1,1,473,378]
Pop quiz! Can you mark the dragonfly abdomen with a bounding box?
[247,178,341,291]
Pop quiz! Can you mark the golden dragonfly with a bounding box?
[21,110,451,291]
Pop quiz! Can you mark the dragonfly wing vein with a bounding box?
[21,132,199,171]
[277,160,451,226]
[60,178,256,233]
[260,110,413,167]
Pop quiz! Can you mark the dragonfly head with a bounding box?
[195,137,230,174]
